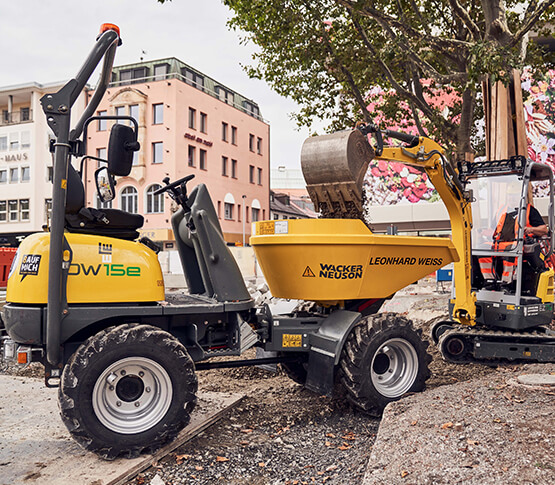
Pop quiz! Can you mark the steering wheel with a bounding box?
[153,174,195,196]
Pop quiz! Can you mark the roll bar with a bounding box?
[43,26,121,367]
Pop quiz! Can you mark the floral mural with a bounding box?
[364,70,555,205]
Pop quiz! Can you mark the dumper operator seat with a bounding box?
[64,163,144,240]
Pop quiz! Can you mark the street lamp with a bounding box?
[242,194,247,246]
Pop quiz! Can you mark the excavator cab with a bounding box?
[459,156,555,330]
[470,172,548,294]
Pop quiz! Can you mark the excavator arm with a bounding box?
[301,125,476,325]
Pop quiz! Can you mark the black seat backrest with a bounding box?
[66,164,86,215]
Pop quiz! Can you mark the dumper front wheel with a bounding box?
[59,324,197,460]
[338,313,431,416]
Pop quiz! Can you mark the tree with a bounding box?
[217,0,555,159]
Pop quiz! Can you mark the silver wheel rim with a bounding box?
[370,338,419,398]
[92,357,172,434]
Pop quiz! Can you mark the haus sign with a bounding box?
[0,152,29,162]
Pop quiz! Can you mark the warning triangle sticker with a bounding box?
[302,266,316,277]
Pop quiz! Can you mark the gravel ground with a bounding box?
[129,362,380,485]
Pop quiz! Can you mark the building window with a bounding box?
[8,200,18,221]
[0,201,6,222]
[249,165,255,184]
[257,137,262,155]
[200,149,207,170]
[96,194,112,209]
[97,110,107,131]
[231,126,237,145]
[47,167,53,182]
[231,159,237,179]
[216,86,234,105]
[120,67,147,85]
[21,166,30,182]
[182,68,204,91]
[257,167,263,185]
[146,184,164,213]
[252,207,260,222]
[243,100,260,118]
[44,199,52,222]
[222,156,228,176]
[249,134,255,152]
[200,112,207,133]
[9,167,18,183]
[152,142,163,164]
[97,147,107,167]
[222,122,228,142]
[129,104,139,127]
[2,110,8,123]
[188,145,196,167]
[154,64,168,81]
[0,136,7,151]
[120,186,138,214]
[0,170,6,183]
[115,106,126,123]
[153,104,163,124]
[21,131,30,149]
[9,133,18,151]
[20,107,30,122]
[224,202,234,220]
[19,199,29,221]
[188,107,196,129]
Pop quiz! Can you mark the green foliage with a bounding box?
[222,0,555,157]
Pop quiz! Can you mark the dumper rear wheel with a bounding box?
[59,324,197,460]
[338,313,431,416]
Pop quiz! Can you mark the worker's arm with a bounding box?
[524,224,549,237]
[525,206,549,237]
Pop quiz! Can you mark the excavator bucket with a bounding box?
[301,129,374,218]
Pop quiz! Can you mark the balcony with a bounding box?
[0,109,33,126]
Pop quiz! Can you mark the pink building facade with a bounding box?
[85,58,270,246]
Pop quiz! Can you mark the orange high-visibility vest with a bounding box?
[478,205,532,283]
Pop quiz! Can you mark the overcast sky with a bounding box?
[0,0,317,169]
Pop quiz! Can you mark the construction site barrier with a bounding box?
[0,248,17,289]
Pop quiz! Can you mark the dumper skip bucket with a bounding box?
[251,219,459,302]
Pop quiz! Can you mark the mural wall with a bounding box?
[364,70,555,205]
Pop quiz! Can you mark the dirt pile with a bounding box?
[364,363,555,485]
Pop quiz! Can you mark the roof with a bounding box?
[270,191,316,218]
[106,57,264,122]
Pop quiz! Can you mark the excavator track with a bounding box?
[301,129,374,219]
[438,324,555,364]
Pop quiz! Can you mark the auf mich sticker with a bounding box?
[19,254,42,280]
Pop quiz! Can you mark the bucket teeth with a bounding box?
[301,129,374,219]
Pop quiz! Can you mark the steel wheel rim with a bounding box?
[370,338,419,398]
[92,357,172,434]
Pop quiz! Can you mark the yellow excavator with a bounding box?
[264,124,555,364]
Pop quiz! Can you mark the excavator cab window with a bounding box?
[469,173,550,295]
[469,174,525,252]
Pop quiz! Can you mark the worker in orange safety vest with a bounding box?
[478,201,548,284]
